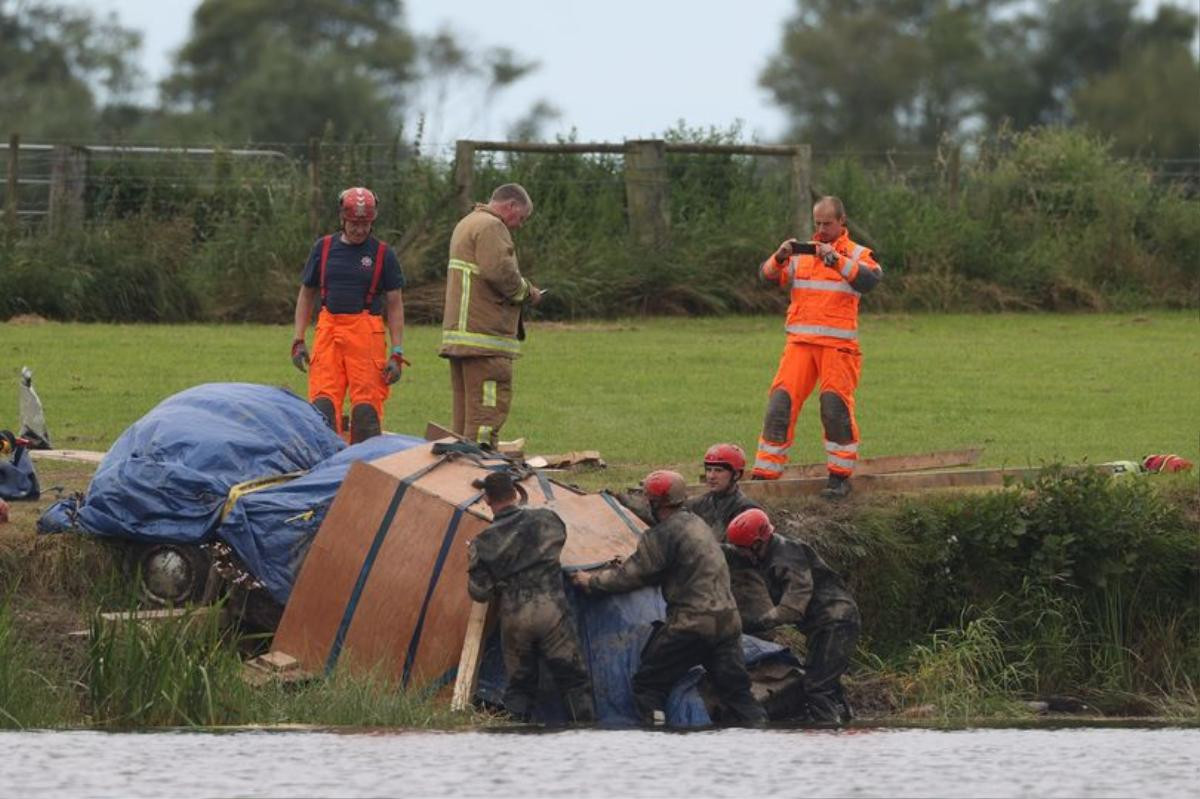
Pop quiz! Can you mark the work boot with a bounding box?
[820,474,852,500]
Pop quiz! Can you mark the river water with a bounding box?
[2,726,1196,797]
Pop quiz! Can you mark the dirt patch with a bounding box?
[3,313,49,325]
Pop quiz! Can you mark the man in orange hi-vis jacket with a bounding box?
[751,196,882,499]
[291,187,406,443]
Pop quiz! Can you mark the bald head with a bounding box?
[812,196,847,242]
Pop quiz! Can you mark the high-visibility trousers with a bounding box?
[752,342,861,480]
[449,355,513,447]
[308,308,390,436]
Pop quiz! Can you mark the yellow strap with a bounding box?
[220,471,307,522]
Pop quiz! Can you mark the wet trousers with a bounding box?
[309,309,389,440]
[633,623,766,725]
[501,598,595,722]
[801,620,859,723]
[752,341,861,480]
[449,355,513,448]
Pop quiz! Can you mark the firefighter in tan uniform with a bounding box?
[467,472,595,723]
[440,184,543,447]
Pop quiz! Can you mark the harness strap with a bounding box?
[317,235,334,303]
[364,241,387,309]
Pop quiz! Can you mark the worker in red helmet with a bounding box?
[751,196,883,499]
[683,443,763,542]
[291,187,406,443]
[571,470,766,727]
[725,507,860,724]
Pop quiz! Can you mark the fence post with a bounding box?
[791,144,813,239]
[624,139,670,248]
[47,145,87,232]
[308,138,322,236]
[5,133,17,231]
[947,145,961,208]
[454,140,476,218]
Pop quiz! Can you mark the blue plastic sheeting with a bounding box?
[476,582,799,727]
[38,383,344,544]
[0,447,39,501]
[215,433,425,604]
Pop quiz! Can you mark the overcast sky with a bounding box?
[72,0,1183,152]
[74,0,797,150]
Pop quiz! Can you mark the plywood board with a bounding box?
[272,441,644,689]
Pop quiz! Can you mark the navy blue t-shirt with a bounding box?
[300,234,405,315]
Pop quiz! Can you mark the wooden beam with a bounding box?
[451,600,492,712]
[781,447,984,479]
[739,466,1049,501]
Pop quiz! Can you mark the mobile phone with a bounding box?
[791,240,817,255]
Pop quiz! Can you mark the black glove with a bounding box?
[291,339,310,372]
[383,352,410,385]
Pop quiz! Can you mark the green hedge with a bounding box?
[1,127,1195,322]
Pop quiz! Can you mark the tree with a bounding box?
[760,0,997,152]
[161,0,417,142]
[0,0,142,140]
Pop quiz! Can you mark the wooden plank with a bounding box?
[424,421,459,441]
[28,448,107,464]
[739,466,1047,501]
[451,600,492,712]
[781,447,984,479]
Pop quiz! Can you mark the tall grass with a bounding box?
[1,127,1195,322]
[0,594,75,728]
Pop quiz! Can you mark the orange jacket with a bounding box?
[760,230,882,351]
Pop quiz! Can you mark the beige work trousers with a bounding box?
[449,355,513,447]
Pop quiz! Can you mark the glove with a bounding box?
[822,249,839,267]
[291,339,310,372]
[383,351,411,385]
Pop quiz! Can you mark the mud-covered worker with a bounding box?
[684,443,763,542]
[570,470,767,727]
[467,472,595,723]
[725,508,860,724]
[439,183,543,448]
[291,187,406,443]
[751,196,882,499]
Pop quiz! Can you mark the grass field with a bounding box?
[4,311,1195,484]
[1,311,1197,488]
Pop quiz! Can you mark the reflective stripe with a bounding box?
[793,279,859,295]
[482,380,497,408]
[757,441,789,456]
[477,425,493,443]
[448,258,480,275]
[512,277,530,304]
[441,329,522,354]
[839,246,865,280]
[825,440,859,453]
[753,459,784,474]
[827,454,856,469]
[786,324,858,340]
[784,260,797,285]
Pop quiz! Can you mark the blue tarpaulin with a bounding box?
[40,383,346,545]
[36,383,422,601]
[0,446,39,501]
[476,582,799,727]
[215,432,424,603]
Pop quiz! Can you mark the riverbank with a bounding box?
[3,459,1196,729]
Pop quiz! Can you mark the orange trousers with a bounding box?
[308,309,389,436]
[752,342,861,480]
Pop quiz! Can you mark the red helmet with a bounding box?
[339,187,377,222]
[704,443,746,477]
[726,508,774,548]
[642,470,687,508]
